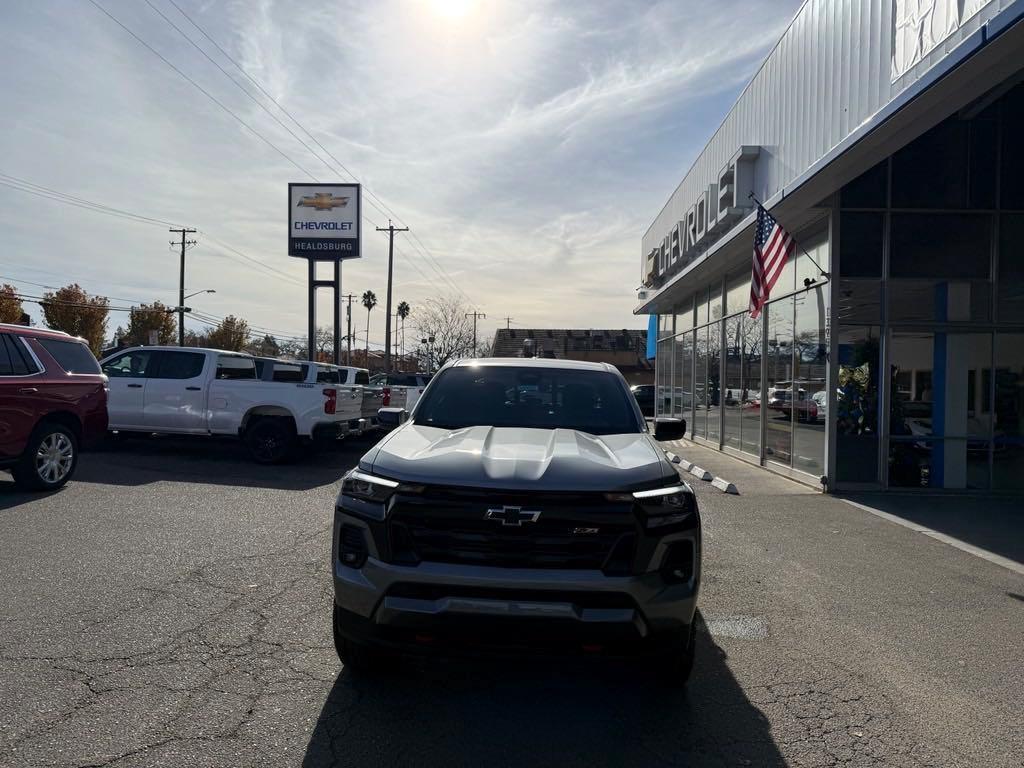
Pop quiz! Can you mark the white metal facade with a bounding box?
[640,0,1021,274]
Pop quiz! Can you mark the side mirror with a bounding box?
[377,407,409,428]
[653,418,686,442]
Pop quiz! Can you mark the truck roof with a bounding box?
[448,357,617,373]
[103,345,250,357]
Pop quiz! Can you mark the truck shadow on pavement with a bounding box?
[302,627,784,768]
[0,434,370,496]
[0,436,366,504]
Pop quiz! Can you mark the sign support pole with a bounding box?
[333,260,342,366]
[308,259,316,362]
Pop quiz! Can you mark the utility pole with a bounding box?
[169,228,197,346]
[465,310,486,356]
[376,220,409,375]
[340,294,356,365]
[503,316,514,329]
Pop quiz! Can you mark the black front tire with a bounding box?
[333,604,389,674]
[650,618,697,688]
[12,422,78,492]
[244,418,296,464]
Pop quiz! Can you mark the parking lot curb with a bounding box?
[712,477,739,494]
[689,465,712,481]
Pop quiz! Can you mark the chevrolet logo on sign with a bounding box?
[297,192,350,211]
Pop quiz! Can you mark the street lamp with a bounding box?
[184,289,216,301]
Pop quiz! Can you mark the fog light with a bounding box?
[660,541,694,584]
[339,524,368,568]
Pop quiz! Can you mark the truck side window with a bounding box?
[102,350,153,378]
[316,367,341,384]
[216,356,256,380]
[272,363,304,382]
[355,371,369,385]
[153,351,205,379]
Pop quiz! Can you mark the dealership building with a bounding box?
[635,0,1024,492]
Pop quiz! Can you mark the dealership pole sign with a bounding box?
[288,183,361,260]
[290,183,362,366]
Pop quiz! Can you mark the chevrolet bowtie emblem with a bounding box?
[297,192,349,211]
[485,506,542,527]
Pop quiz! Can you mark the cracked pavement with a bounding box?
[1,434,1022,766]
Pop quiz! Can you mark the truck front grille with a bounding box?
[387,488,637,573]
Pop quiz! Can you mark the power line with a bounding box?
[85,0,319,182]
[148,0,478,309]
[0,172,305,290]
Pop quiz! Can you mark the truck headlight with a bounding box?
[341,469,400,503]
[632,484,695,529]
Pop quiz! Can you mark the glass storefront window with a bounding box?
[794,220,830,290]
[836,327,881,483]
[675,295,694,331]
[696,287,710,326]
[672,333,687,420]
[707,319,722,445]
[891,119,970,209]
[888,331,992,489]
[656,338,672,418]
[741,312,762,457]
[723,315,743,451]
[841,161,887,209]
[725,272,749,316]
[837,280,882,325]
[839,212,884,277]
[888,280,991,323]
[792,287,828,477]
[693,325,708,438]
[709,283,724,325]
[998,214,1024,323]
[677,330,694,428]
[993,333,1024,491]
[889,213,991,279]
[765,296,794,466]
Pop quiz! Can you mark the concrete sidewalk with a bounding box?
[660,437,818,497]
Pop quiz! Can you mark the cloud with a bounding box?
[0,0,801,342]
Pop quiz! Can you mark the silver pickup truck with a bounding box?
[331,357,700,685]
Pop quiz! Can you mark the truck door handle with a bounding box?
[186,386,201,391]
[127,383,143,389]
[18,387,38,394]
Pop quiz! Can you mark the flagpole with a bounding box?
[747,192,831,281]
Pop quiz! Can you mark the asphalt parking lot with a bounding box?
[1,435,1022,767]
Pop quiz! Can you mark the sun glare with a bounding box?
[427,0,475,19]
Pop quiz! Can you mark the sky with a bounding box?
[0,0,800,349]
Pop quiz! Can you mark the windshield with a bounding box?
[413,366,642,435]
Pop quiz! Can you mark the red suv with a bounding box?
[0,324,108,491]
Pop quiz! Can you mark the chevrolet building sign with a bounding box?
[288,183,361,259]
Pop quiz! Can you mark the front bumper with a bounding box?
[332,511,700,654]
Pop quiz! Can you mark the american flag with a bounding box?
[749,204,796,319]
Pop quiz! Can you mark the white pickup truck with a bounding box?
[370,372,432,412]
[100,347,347,463]
[254,357,368,433]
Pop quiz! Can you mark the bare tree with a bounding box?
[412,294,475,369]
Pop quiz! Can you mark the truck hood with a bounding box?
[366,424,671,491]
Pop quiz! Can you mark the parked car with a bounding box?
[767,385,818,422]
[0,323,107,490]
[331,358,701,684]
[631,383,655,417]
[100,346,344,463]
[811,390,828,422]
